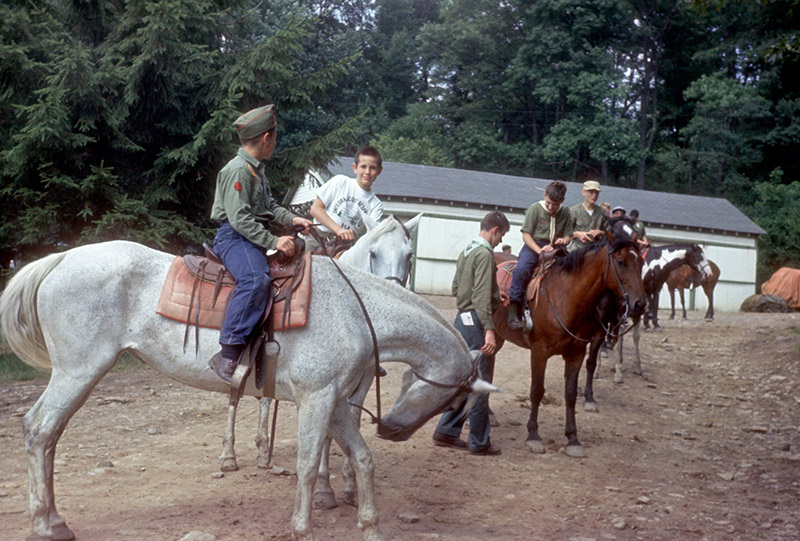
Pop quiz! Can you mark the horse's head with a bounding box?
[345,213,422,287]
[604,234,647,318]
[685,244,712,281]
[377,350,500,442]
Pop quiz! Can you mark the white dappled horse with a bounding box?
[0,237,492,541]
[219,215,420,487]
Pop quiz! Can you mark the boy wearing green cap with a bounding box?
[209,104,313,383]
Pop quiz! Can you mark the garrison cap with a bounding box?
[233,104,276,140]
[583,180,600,191]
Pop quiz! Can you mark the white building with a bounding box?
[321,157,764,313]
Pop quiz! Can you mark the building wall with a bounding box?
[394,205,757,313]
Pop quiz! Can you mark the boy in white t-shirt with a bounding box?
[310,146,384,243]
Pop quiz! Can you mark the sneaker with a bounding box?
[432,432,468,450]
[209,353,237,383]
[469,444,502,456]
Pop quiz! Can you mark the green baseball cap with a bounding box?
[233,104,276,139]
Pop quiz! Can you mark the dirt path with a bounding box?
[2,296,799,540]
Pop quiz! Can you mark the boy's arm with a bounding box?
[310,197,355,241]
[523,232,544,253]
[472,250,499,355]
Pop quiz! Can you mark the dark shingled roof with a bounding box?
[326,157,764,237]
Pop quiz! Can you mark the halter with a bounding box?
[542,244,634,343]
[307,225,475,433]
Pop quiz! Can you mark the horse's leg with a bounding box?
[705,283,714,320]
[614,333,625,384]
[526,349,548,454]
[329,400,381,541]
[25,363,112,541]
[219,390,241,472]
[339,370,373,508]
[583,336,602,412]
[633,318,643,375]
[668,287,676,320]
[313,437,338,509]
[564,346,587,458]
[651,295,662,329]
[292,393,335,540]
[256,397,272,469]
[679,287,687,319]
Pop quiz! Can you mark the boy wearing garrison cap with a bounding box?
[568,180,607,252]
[507,180,573,330]
[208,104,313,383]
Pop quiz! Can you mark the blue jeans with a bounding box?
[509,241,549,304]
[434,310,496,452]
[213,222,272,346]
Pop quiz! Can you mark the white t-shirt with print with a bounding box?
[315,175,383,234]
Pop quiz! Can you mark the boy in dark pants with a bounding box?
[507,181,572,330]
[432,211,509,456]
[208,104,312,383]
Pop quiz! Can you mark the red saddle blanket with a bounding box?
[156,251,312,332]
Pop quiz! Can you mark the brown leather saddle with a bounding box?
[494,247,567,310]
[156,241,311,392]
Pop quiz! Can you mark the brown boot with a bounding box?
[507,302,524,330]
[209,353,237,383]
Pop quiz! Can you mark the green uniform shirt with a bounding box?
[568,203,608,251]
[210,148,295,249]
[633,221,646,238]
[452,238,500,331]
[521,201,573,242]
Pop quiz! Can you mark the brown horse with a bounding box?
[666,260,720,320]
[493,234,646,457]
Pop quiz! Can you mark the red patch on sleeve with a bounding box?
[234,181,242,191]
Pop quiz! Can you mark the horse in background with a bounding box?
[0,238,491,541]
[666,259,721,321]
[219,213,422,475]
[604,244,712,385]
[493,232,646,457]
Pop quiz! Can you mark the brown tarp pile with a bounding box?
[761,267,800,309]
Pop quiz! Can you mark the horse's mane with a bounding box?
[357,215,400,244]
[552,238,636,275]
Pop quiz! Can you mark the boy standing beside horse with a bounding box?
[568,180,607,252]
[507,180,573,330]
[432,210,510,456]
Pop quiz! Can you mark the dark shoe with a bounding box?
[432,432,468,450]
[469,444,502,456]
[377,365,387,377]
[507,303,524,330]
[209,353,237,384]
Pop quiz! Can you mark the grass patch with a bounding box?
[0,350,146,384]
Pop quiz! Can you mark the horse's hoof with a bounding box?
[256,454,271,470]
[219,457,239,472]
[613,374,624,384]
[51,523,75,541]
[565,444,586,458]
[633,369,643,376]
[26,535,54,541]
[342,490,358,507]
[584,401,599,413]
[526,439,546,454]
[313,490,338,509]
[489,412,499,427]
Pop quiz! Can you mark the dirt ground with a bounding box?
[2,295,800,541]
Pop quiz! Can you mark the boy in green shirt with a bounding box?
[568,180,607,252]
[507,180,573,330]
[432,211,510,455]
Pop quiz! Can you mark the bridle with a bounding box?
[542,244,636,343]
[307,224,476,433]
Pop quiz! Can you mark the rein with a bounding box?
[542,246,633,343]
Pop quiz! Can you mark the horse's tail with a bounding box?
[0,252,66,370]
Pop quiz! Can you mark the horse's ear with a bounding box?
[403,213,424,235]
[471,378,503,393]
[361,210,379,231]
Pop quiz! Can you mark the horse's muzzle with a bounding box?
[631,299,646,318]
[376,419,412,442]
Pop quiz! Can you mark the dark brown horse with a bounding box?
[493,233,646,457]
[666,260,720,320]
